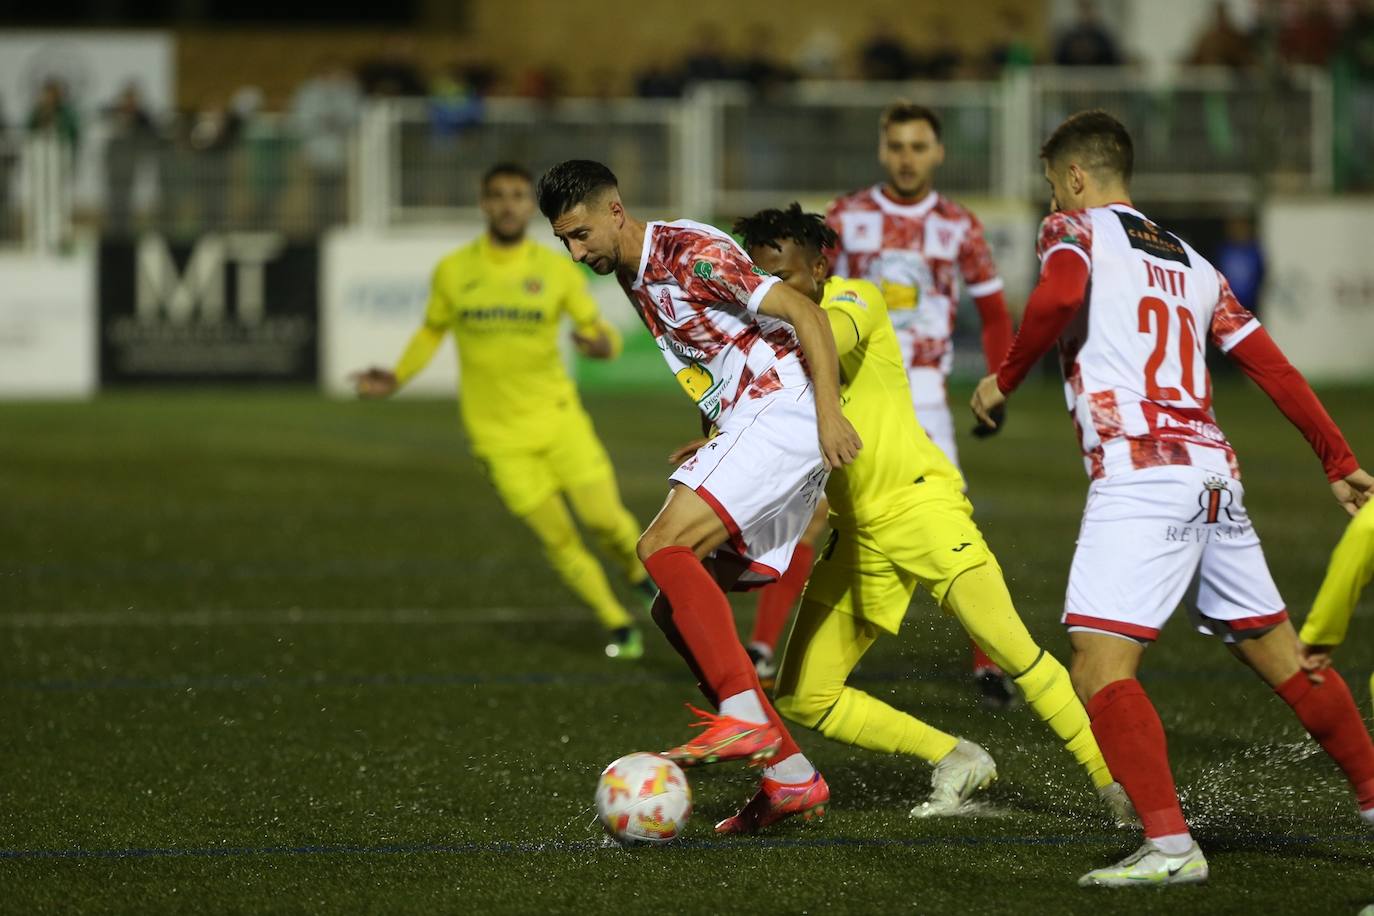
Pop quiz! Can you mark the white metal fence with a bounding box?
[358,68,1336,225]
[1,68,1338,251]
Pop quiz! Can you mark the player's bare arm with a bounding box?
[757,282,862,469]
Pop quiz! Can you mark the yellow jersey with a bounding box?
[820,276,964,524]
[415,235,615,453]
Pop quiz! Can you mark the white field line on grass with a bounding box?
[0,607,581,629]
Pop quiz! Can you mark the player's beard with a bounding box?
[888,173,929,200]
[489,222,526,246]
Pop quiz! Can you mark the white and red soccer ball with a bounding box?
[595,752,692,844]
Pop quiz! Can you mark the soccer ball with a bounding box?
[595,752,692,844]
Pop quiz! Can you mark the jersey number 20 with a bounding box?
[1139,297,1210,408]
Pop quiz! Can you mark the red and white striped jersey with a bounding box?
[620,219,809,424]
[1038,203,1259,481]
[825,186,1003,375]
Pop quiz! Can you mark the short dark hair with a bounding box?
[733,202,838,257]
[536,160,619,220]
[880,102,942,140]
[1040,110,1134,182]
[481,162,532,193]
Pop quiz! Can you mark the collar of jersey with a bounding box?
[1105,201,1143,216]
[480,235,531,264]
[869,186,938,217]
[630,221,662,289]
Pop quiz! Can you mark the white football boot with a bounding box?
[1078,839,1209,888]
[911,739,997,818]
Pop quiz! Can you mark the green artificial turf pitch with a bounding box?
[1,381,1371,914]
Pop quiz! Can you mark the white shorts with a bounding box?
[670,386,828,585]
[1063,466,1287,644]
[908,367,959,471]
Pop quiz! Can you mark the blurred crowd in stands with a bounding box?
[5,0,1374,240]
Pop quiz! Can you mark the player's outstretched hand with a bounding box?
[1297,639,1334,683]
[971,403,1006,439]
[668,438,710,466]
[350,367,399,399]
[970,374,1007,431]
[572,326,614,360]
[818,406,862,470]
[1331,468,1374,517]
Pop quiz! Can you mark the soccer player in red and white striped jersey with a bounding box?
[826,102,1017,706]
[539,160,862,830]
[972,110,1374,889]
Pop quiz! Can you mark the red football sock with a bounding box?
[970,640,1001,674]
[649,594,719,708]
[643,546,802,761]
[643,546,760,703]
[1086,678,1189,838]
[749,542,814,653]
[1275,669,1374,809]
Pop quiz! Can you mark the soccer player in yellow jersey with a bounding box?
[715,204,1131,832]
[1299,503,1374,721]
[352,163,653,659]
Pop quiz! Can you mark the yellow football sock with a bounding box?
[1013,650,1113,789]
[567,477,649,586]
[774,599,959,764]
[814,687,959,764]
[944,563,1112,789]
[522,496,633,631]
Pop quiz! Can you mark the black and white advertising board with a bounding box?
[99,233,318,384]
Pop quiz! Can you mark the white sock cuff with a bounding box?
[719,689,768,725]
[1151,832,1194,856]
[763,753,816,784]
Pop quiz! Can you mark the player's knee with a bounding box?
[635,530,666,564]
[774,684,834,730]
[1068,649,1093,702]
[1068,651,1115,705]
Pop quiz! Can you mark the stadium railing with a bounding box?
[0,68,1336,251]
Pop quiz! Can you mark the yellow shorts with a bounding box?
[471,406,614,517]
[803,479,997,635]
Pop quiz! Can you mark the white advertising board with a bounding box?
[0,251,96,398]
[321,224,639,398]
[1262,199,1374,383]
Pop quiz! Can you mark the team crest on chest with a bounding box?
[841,212,883,253]
[524,277,543,295]
[657,287,677,320]
[923,214,961,260]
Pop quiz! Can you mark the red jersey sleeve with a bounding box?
[671,232,780,314]
[995,248,1091,394]
[1227,327,1358,481]
[1036,209,1094,267]
[957,211,1003,297]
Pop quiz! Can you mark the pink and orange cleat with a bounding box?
[715,772,830,834]
[662,704,782,767]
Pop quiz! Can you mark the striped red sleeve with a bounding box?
[1226,327,1358,482]
[994,248,1090,394]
